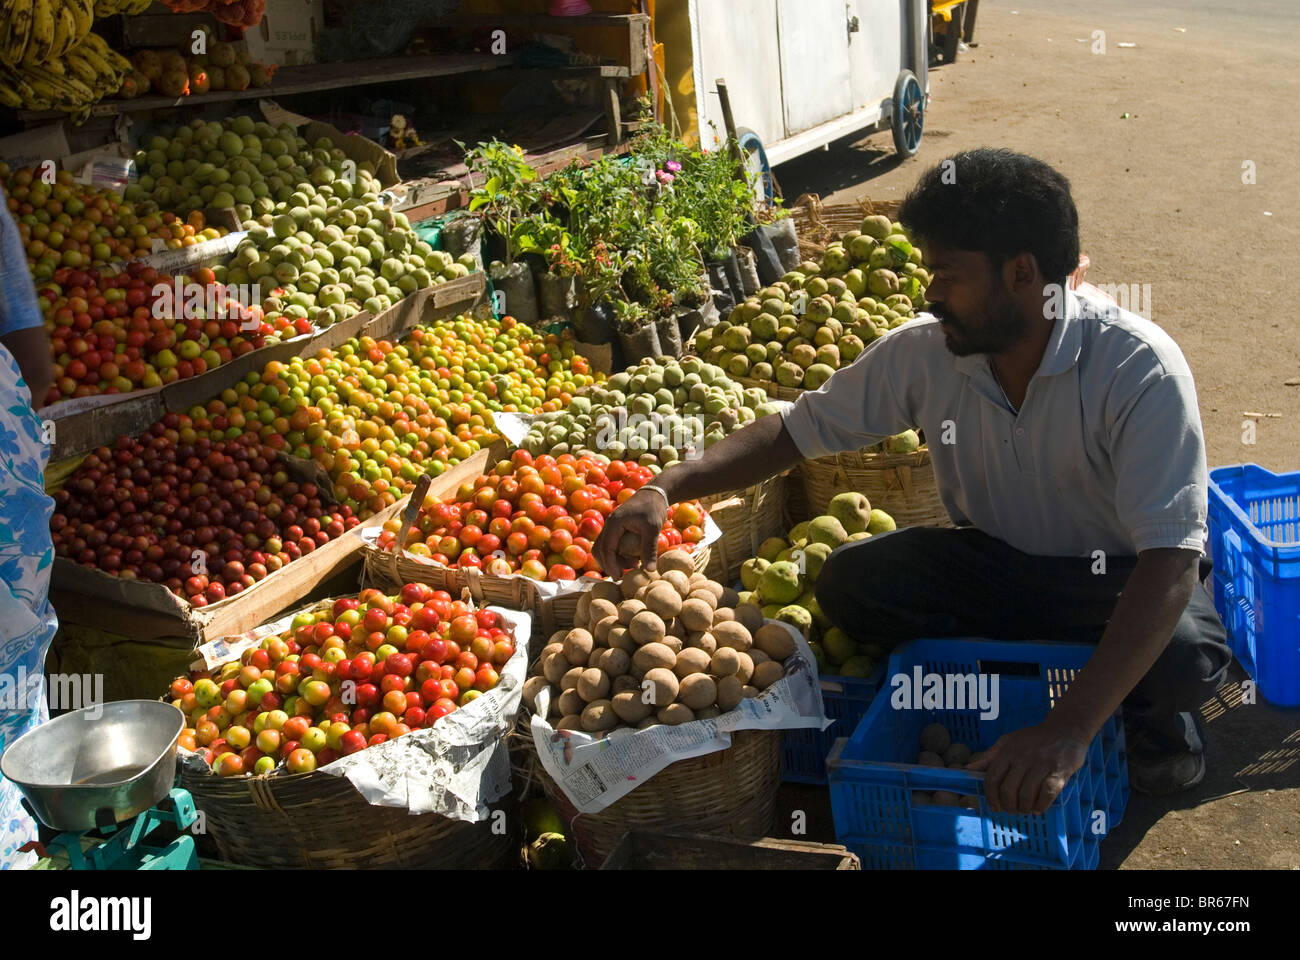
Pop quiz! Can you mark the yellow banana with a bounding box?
[68,0,93,39]
[24,61,94,100]
[70,44,111,78]
[50,3,72,61]
[63,50,98,86]
[0,80,23,109]
[42,54,63,75]
[22,0,55,66]
[2,0,34,66]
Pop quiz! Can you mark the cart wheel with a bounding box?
[736,126,776,204]
[891,70,924,158]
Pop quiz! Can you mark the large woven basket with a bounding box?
[363,544,713,638]
[515,723,783,869]
[800,445,952,529]
[178,763,516,869]
[736,375,804,403]
[788,194,903,260]
[702,475,788,584]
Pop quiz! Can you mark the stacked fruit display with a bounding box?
[127,114,468,331]
[4,166,224,282]
[0,28,133,115]
[0,0,95,66]
[516,356,783,468]
[41,261,273,404]
[169,585,512,776]
[124,39,275,100]
[149,315,595,516]
[520,556,796,734]
[694,215,930,390]
[738,493,896,677]
[162,0,267,29]
[51,431,360,605]
[376,450,708,581]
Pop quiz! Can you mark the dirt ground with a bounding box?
[773,0,1300,870]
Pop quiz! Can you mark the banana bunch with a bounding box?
[0,31,131,116]
[0,0,99,68]
[93,0,152,14]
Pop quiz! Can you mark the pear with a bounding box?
[807,515,850,548]
[827,492,872,535]
[867,509,897,535]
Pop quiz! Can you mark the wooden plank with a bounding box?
[19,53,517,122]
[603,79,623,146]
[600,830,860,869]
[433,12,648,28]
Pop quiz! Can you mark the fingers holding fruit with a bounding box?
[594,487,667,575]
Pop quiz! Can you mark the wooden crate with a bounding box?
[600,830,860,870]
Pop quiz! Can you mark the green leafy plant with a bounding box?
[461,139,543,266]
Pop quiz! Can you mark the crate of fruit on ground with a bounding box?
[516,554,831,867]
[735,494,900,784]
[362,449,720,636]
[166,582,530,868]
[826,637,1129,870]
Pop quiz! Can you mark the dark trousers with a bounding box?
[814,527,1233,758]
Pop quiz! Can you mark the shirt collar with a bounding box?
[950,287,1084,379]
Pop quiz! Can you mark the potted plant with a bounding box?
[614,298,660,364]
[463,140,544,323]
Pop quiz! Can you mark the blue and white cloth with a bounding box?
[0,199,44,337]
[0,343,56,870]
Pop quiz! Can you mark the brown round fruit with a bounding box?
[562,628,594,666]
[642,667,679,706]
[679,597,713,632]
[632,642,676,673]
[629,610,667,645]
[678,673,717,710]
[754,623,797,660]
[611,689,653,723]
[577,667,611,702]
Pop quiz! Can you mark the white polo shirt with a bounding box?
[780,287,1209,558]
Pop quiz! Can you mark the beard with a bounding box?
[932,295,1030,357]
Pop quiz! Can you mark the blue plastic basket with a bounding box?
[1208,464,1300,707]
[781,665,885,784]
[826,638,1128,870]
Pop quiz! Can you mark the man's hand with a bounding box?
[965,723,1089,814]
[593,486,667,575]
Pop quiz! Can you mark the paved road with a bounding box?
[774,1,1300,870]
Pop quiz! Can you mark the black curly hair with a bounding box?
[899,149,1080,287]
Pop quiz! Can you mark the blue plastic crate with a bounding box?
[1208,464,1300,707]
[781,665,886,784]
[826,638,1128,870]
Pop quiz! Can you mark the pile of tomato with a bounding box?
[375,450,707,581]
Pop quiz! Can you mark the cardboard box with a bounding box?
[259,98,400,188]
[241,0,324,66]
[0,122,69,170]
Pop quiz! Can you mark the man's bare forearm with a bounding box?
[654,413,804,503]
[1041,548,1200,743]
[1,328,51,410]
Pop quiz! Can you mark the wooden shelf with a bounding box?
[18,52,517,123]
[433,12,649,29]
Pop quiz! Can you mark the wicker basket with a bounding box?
[702,475,788,584]
[799,446,952,529]
[516,724,783,869]
[788,194,903,261]
[179,763,516,869]
[362,544,713,639]
[736,375,805,403]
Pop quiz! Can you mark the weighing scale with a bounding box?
[2,700,198,870]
